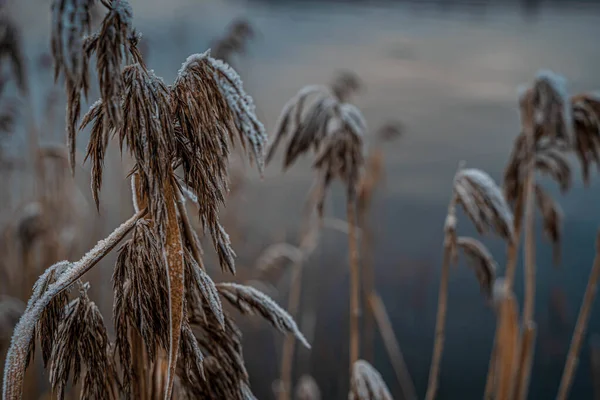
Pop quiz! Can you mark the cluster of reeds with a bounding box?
[2,1,309,399]
[424,70,600,400]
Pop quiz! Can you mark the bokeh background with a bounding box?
[2,0,600,398]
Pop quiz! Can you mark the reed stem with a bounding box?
[369,292,417,400]
[347,198,361,369]
[556,232,600,400]
[425,195,456,400]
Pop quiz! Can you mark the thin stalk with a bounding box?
[347,197,361,369]
[369,292,417,400]
[514,322,537,400]
[278,189,323,400]
[425,197,456,400]
[514,134,538,399]
[278,263,303,400]
[359,207,375,363]
[556,232,600,400]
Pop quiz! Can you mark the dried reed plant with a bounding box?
[267,73,366,385]
[3,1,309,399]
[483,71,572,400]
[425,165,514,400]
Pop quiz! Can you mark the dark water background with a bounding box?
[6,0,600,398]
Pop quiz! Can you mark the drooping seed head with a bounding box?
[453,168,515,242]
[571,94,600,184]
[456,236,497,300]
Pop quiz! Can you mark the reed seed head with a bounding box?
[571,94,600,184]
[453,168,514,242]
[456,236,497,300]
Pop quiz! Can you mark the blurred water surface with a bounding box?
[9,0,600,398]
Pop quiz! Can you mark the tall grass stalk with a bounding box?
[556,232,600,400]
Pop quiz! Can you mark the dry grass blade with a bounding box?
[456,237,497,300]
[454,168,514,241]
[2,210,144,400]
[349,360,393,400]
[572,94,600,184]
[534,184,563,265]
[216,282,310,348]
[49,283,115,399]
[112,219,169,395]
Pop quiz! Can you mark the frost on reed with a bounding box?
[48,282,116,399]
[3,1,308,399]
[216,283,310,349]
[425,166,513,400]
[349,360,393,400]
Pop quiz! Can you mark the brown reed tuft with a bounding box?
[112,220,169,395]
[48,282,116,399]
[571,94,600,184]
